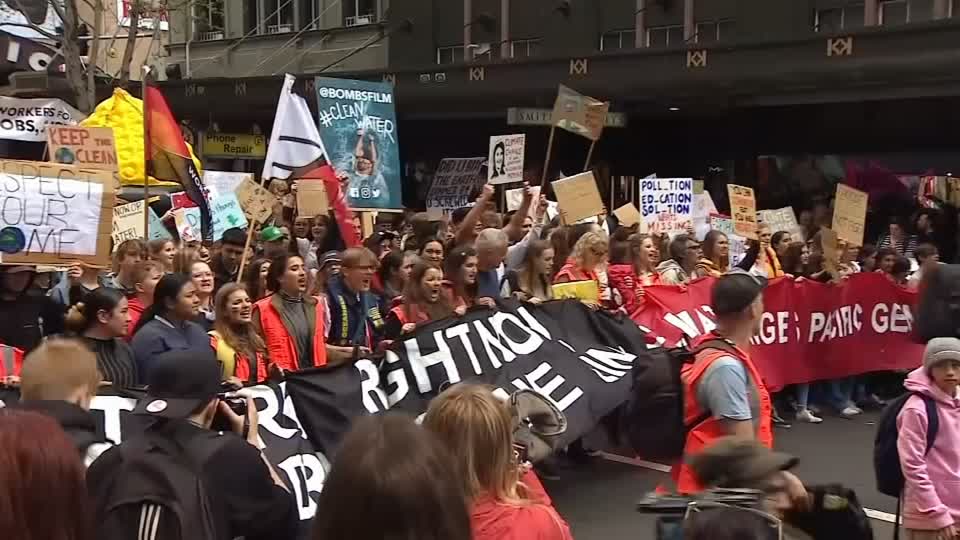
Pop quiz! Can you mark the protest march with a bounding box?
[1,70,959,540]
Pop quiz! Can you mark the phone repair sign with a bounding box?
[0,96,85,142]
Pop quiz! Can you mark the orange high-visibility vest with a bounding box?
[254,295,328,371]
[0,344,24,378]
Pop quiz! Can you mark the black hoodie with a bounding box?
[15,400,111,464]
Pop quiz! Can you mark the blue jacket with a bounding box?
[130,316,211,383]
[325,275,384,348]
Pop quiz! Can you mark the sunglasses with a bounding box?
[684,500,782,540]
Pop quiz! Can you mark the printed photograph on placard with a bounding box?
[487,134,525,184]
[314,77,401,209]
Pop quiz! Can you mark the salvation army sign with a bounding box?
[632,273,923,391]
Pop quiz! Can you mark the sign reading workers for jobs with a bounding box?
[0,160,115,267]
[0,96,85,143]
[727,184,758,240]
[426,157,486,212]
[47,126,118,171]
[639,177,694,235]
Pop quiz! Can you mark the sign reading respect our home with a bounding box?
[202,132,266,159]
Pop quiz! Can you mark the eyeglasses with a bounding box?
[684,500,783,540]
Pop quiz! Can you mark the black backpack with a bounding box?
[620,338,737,461]
[90,421,233,540]
[915,264,960,342]
[874,392,939,498]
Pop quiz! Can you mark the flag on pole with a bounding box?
[262,74,360,247]
[552,84,609,141]
[143,77,212,241]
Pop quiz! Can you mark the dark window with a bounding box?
[345,0,377,26]
[717,19,735,40]
[648,25,683,47]
[437,46,464,65]
[880,0,909,25]
[695,21,716,43]
[193,0,224,40]
[815,8,843,32]
[600,30,635,50]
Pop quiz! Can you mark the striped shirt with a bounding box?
[84,336,138,389]
[876,233,918,258]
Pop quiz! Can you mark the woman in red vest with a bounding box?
[674,270,774,494]
[211,283,269,385]
[608,233,660,314]
[0,343,24,385]
[252,253,329,372]
[442,245,479,309]
[554,231,610,307]
[383,261,456,340]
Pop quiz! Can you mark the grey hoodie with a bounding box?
[657,259,691,285]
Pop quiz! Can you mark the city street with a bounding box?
[547,410,896,539]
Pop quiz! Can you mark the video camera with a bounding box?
[637,489,779,540]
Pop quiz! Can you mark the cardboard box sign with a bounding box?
[727,184,758,240]
[296,181,330,218]
[47,126,119,172]
[0,159,115,267]
[235,177,277,224]
[552,172,604,224]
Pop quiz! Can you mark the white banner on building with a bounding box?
[0,96,85,142]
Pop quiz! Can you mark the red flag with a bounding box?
[143,81,212,241]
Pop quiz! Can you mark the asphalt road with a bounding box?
[544,409,897,540]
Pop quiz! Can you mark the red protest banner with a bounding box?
[631,272,922,391]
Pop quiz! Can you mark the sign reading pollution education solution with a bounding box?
[314,77,402,209]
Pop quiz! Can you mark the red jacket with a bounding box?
[127,297,146,338]
[471,470,574,540]
[0,344,24,378]
[607,264,659,314]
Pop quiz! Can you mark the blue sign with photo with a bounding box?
[314,77,402,209]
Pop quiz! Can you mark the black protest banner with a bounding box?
[285,300,644,456]
[0,382,327,530]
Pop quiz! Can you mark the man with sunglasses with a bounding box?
[672,269,773,494]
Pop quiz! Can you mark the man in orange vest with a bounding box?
[673,269,773,494]
[0,342,24,384]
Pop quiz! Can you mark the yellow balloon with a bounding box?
[81,88,203,187]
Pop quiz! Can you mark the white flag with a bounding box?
[261,74,329,181]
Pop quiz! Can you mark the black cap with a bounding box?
[221,227,246,246]
[711,269,768,316]
[133,348,222,419]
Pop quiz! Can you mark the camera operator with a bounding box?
[87,349,297,540]
[689,437,871,540]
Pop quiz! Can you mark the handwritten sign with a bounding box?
[832,184,868,247]
[296,181,329,218]
[639,177,693,235]
[426,157,486,212]
[727,184,758,240]
[710,214,747,268]
[505,185,541,221]
[47,126,118,172]
[0,160,115,267]
[112,200,171,246]
[487,134,525,185]
[174,207,202,243]
[552,172,604,224]
[204,171,250,200]
[613,203,644,229]
[209,192,248,240]
[552,85,609,141]
[758,207,802,242]
[235,177,277,224]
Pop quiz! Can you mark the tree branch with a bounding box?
[86,0,102,111]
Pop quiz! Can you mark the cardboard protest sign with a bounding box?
[613,203,644,229]
[314,77,402,209]
[112,200,171,246]
[0,160,114,267]
[727,184,758,240]
[235,177,277,223]
[47,126,118,171]
[552,85,609,141]
[639,177,694,235]
[832,184,868,247]
[487,134,525,185]
[552,172,604,224]
[693,180,705,194]
[174,207,202,243]
[296,181,330,218]
[426,157,486,212]
[692,191,718,240]
[710,214,748,267]
[552,280,599,302]
[506,185,541,220]
[758,207,802,242]
[204,171,250,200]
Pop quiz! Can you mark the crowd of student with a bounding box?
[0,179,958,540]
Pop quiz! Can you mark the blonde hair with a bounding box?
[20,339,101,401]
[570,231,608,269]
[423,384,531,505]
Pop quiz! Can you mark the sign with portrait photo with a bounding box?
[487,134,525,185]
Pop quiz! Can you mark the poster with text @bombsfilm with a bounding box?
[314,77,401,210]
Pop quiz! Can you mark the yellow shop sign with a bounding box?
[203,132,266,159]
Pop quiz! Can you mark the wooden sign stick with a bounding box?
[235,223,256,283]
[538,126,557,190]
[583,139,597,172]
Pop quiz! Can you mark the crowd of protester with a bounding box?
[0,178,958,540]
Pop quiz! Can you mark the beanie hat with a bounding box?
[924,337,960,372]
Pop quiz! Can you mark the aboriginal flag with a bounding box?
[143,78,212,241]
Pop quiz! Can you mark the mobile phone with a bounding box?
[512,442,529,464]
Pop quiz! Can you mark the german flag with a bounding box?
[143,77,212,241]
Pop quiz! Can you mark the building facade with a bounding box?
[158,0,960,206]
